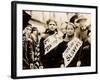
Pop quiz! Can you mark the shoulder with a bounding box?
[58,41,68,49]
[40,33,49,43]
[41,33,49,40]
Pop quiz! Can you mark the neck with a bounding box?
[68,34,74,40]
[64,34,74,42]
[46,29,57,35]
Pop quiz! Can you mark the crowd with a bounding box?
[23,14,91,69]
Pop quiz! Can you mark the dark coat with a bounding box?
[39,29,63,68]
[80,41,91,66]
[56,41,82,67]
[39,37,64,68]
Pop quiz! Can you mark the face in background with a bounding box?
[48,20,57,31]
[31,27,38,42]
[33,31,38,36]
[66,24,75,36]
[60,22,68,34]
[25,26,32,37]
[79,19,87,30]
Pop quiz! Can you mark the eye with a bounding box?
[71,28,74,30]
[67,28,70,30]
[49,24,52,25]
[49,24,55,26]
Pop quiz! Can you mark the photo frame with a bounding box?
[11,1,98,79]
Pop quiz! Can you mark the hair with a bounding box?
[66,22,75,30]
[46,19,57,26]
[60,22,68,29]
[31,27,39,42]
[31,27,38,33]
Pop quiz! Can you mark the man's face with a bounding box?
[48,21,57,31]
[66,25,74,36]
[79,20,87,30]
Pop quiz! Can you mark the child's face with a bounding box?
[48,21,57,31]
[60,23,67,34]
[61,27,67,34]
[66,25,75,36]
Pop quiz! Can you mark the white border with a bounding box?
[16,3,96,77]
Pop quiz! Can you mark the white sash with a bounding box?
[44,34,63,55]
[63,37,83,67]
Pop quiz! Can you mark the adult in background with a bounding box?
[29,27,40,69]
[23,24,32,69]
[75,15,91,66]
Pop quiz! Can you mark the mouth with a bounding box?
[50,28,55,30]
[68,32,73,35]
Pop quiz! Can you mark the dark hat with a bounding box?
[70,14,78,23]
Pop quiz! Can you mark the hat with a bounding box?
[76,15,87,23]
[70,14,78,23]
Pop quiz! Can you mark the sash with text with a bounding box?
[44,34,63,55]
[63,37,83,67]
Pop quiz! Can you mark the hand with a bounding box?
[39,66,43,69]
[77,61,81,67]
[30,63,34,69]
[60,64,65,68]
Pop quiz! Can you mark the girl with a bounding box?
[39,19,63,68]
[57,22,83,67]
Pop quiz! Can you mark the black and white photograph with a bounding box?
[23,11,91,69]
[11,1,97,79]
